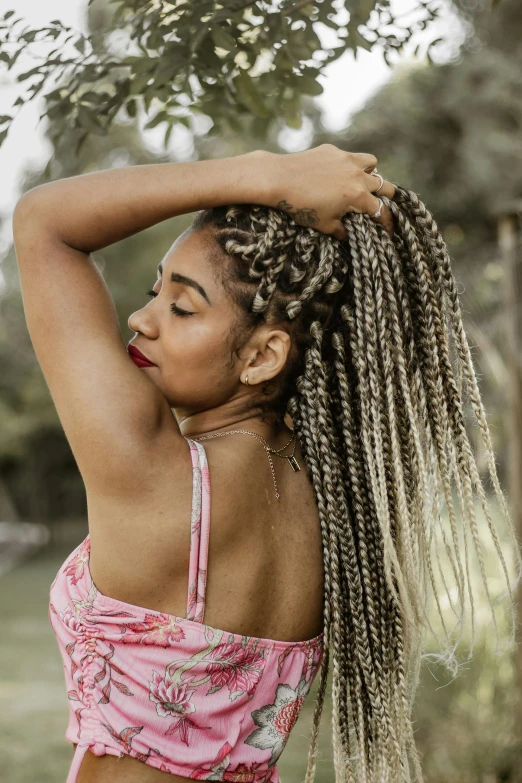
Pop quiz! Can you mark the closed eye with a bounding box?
[145,289,195,317]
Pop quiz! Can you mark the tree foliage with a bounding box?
[0,0,446,155]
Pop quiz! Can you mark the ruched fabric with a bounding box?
[49,437,324,782]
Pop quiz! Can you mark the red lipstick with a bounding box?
[128,345,156,367]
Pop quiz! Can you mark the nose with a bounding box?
[127,302,159,338]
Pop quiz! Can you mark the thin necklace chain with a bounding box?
[190,428,301,501]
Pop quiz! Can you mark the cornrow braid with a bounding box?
[189,189,522,783]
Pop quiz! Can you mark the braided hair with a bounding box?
[190,185,522,783]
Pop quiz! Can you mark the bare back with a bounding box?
[87,431,325,646]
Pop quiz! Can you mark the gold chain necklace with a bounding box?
[191,429,301,501]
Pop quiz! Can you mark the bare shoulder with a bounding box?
[86,429,195,607]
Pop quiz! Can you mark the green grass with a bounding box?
[0,540,79,783]
[0,539,334,782]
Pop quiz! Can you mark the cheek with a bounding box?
[165,323,229,373]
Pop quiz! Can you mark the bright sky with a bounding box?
[0,0,465,263]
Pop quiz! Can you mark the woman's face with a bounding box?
[127,227,247,422]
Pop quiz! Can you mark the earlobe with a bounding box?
[242,356,255,386]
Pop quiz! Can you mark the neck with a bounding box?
[178,412,293,448]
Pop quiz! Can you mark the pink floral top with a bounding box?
[49,437,324,783]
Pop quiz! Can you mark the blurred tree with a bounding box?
[0,0,450,156]
[0,0,326,519]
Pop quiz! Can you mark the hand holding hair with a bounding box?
[264,143,396,241]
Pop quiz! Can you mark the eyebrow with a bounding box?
[157,262,212,306]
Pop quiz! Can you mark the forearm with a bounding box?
[14,150,274,253]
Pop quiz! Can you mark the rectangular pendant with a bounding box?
[287,455,301,472]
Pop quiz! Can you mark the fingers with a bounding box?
[364,171,396,199]
[360,174,395,238]
[359,191,394,238]
[350,151,378,171]
[332,222,349,242]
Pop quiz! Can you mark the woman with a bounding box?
[13,144,520,783]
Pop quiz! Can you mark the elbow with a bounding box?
[13,187,45,222]
[12,187,52,244]
[12,188,54,263]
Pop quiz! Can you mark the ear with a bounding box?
[255,329,291,383]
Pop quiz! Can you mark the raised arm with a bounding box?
[12,151,272,497]
[14,151,272,253]
[11,144,390,498]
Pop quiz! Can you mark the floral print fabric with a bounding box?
[49,437,324,783]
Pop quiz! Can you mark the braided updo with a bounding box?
[190,187,522,783]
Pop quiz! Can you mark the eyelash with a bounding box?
[145,289,194,317]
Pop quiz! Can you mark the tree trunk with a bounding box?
[498,210,522,733]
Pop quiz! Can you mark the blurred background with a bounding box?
[0,0,521,781]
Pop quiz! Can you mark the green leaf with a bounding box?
[285,109,302,130]
[20,30,37,43]
[78,90,106,104]
[350,28,373,53]
[251,115,271,139]
[164,122,174,149]
[74,37,86,55]
[129,72,153,96]
[198,37,223,69]
[232,70,269,118]
[190,26,209,54]
[210,25,237,53]
[297,74,323,96]
[143,89,155,114]
[4,10,15,20]
[144,109,169,129]
[125,98,137,118]
[28,79,44,98]
[0,128,8,146]
[77,105,107,135]
[17,66,42,82]
[47,102,67,120]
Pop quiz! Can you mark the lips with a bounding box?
[128,344,156,367]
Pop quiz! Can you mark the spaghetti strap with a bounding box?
[184,437,211,624]
[67,743,89,783]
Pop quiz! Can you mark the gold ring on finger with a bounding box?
[371,197,384,219]
[370,171,384,194]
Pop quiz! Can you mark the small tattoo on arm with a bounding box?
[276,200,319,228]
[294,208,319,227]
